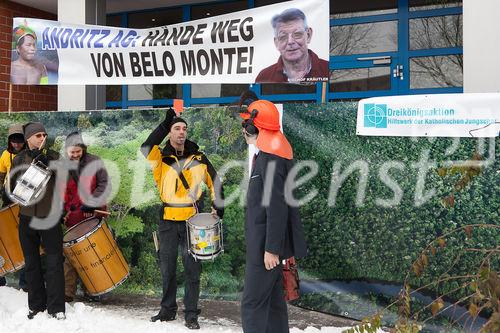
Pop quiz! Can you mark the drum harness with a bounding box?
[152,157,223,262]
[153,155,198,260]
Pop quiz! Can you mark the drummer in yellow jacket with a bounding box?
[0,124,26,206]
[140,108,224,330]
[0,124,26,288]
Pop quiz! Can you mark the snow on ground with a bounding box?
[0,287,374,333]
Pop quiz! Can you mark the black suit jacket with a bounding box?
[245,152,307,265]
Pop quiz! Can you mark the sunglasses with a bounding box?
[34,133,47,138]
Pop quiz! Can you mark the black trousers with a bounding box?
[158,220,201,321]
[18,215,65,314]
[241,263,289,333]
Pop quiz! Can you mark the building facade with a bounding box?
[1,0,498,112]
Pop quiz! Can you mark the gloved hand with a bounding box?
[30,149,48,166]
[163,107,177,126]
[80,205,96,213]
[211,205,224,219]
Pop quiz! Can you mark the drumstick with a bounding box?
[94,209,111,216]
[39,134,47,149]
[152,231,159,252]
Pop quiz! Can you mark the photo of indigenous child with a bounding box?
[10,22,59,85]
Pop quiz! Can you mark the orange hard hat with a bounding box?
[246,100,281,131]
[240,99,293,160]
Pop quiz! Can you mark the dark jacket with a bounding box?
[63,152,109,227]
[255,49,329,83]
[245,152,307,265]
[10,148,60,218]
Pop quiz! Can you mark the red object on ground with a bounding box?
[283,257,300,302]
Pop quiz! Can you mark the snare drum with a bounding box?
[186,213,223,260]
[0,204,24,276]
[63,218,129,296]
[11,162,51,206]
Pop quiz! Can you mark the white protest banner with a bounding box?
[9,0,329,85]
[357,93,500,138]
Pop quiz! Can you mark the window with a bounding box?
[409,0,462,11]
[410,15,462,50]
[106,15,122,27]
[191,1,247,20]
[330,21,398,56]
[330,0,397,19]
[410,55,463,89]
[191,84,249,99]
[128,8,183,28]
[261,83,316,96]
[106,85,122,103]
[253,0,289,8]
[330,67,391,92]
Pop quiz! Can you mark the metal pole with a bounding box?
[8,84,13,115]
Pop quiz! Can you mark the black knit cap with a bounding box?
[23,122,46,140]
[169,117,187,131]
[9,134,25,143]
[65,131,86,148]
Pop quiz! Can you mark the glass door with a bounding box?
[328,0,463,100]
[329,0,400,99]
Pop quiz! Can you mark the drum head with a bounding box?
[188,213,219,228]
[63,218,101,243]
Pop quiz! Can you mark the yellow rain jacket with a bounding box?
[141,119,224,221]
[0,150,15,185]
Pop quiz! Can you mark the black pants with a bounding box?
[241,263,289,333]
[158,220,201,321]
[18,214,65,314]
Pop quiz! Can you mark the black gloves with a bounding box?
[162,107,177,126]
[80,205,97,213]
[30,149,48,166]
[213,205,224,219]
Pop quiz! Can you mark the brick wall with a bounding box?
[0,0,57,112]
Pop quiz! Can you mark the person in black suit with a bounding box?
[238,92,307,333]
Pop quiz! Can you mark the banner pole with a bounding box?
[8,83,13,115]
[321,82,327,104]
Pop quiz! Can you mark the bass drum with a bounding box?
[63,218,129,296]
[0,204,23,276]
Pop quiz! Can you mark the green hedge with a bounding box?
[284,103,499,293]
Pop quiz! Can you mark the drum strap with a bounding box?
[172,166,190,191]
[169,157,195,191]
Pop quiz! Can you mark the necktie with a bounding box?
[251,153,257,172]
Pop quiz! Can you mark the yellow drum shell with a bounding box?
[63,218,129,296]
[0,204,23,276]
